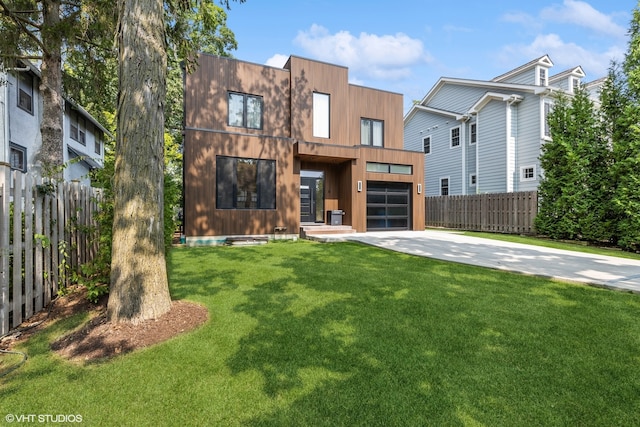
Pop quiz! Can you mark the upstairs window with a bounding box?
[95,133,102,155]
[313,92,330,138]
[9,143,27,172]
[228,92,263,129]
[544,101,553,138]
[572,78,581,92]
[70,111,87,145]
[450,126,461,148]
[470,123,477,144]
[423,136,431,154]
[17,72,33,114]
[361,118,383,147]
[539,68,547,86]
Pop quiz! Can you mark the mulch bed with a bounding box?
[1,286,208,363]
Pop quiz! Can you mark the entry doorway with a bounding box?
[300,171,324,223]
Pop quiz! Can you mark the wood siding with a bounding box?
[184,54,424,239]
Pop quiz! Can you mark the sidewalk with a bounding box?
[315,230,640,293]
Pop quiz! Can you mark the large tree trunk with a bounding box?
[38,0,64,176]
[107,0,171,323]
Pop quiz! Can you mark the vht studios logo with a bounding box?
[5,414,83,423]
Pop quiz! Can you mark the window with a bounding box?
[450,126,460,148]
[521,166,536,181]
[361,118,384,147]
[216,156,276,209]
[440,178,449,196]
[228,92,263,129]
[423,136,431,154]
[539,68,547,86]
[366,162,412,175]
[9,143,27,172]
[572,78,581,92]
[313,92,330,138]
[469,174,477,187]
[17,72,33,114]
[70,112,87,145]
[544,101,552,138]
[95,133,102,155]
[470,123,477,144]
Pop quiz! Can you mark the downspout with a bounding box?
[0,77,7,163]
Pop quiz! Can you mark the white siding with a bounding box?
[477,100,507,193]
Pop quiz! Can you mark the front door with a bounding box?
[300,172,324,223]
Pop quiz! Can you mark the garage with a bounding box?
[366,181,411,231]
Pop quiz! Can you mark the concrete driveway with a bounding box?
[316,230,640,293]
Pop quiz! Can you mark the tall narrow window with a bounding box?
[440,178,449,196]
[423,136,431,154]
[470,123,477,144]
[17,72,33,114]
[228,92,263,129]
[539,68,547,86]
[450,127,460,148]
[361,118,383,147]
[95,133,102,155]
[313,92,330,138]
[544,101,552,138]
[70,112,86,145]
[216,156,276,209]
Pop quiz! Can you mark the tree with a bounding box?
[612,5,640,252]
[0,0,73,175]
[107,0,172,322]
[107,0,243,323]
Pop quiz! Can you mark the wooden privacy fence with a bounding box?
[425,191,538,234]
[0,163,101,336]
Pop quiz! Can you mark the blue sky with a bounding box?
[224,0,633,113]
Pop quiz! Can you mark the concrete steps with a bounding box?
[300,224,356,240]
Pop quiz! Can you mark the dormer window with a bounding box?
[572,78,581,92]
[539,68,547,86]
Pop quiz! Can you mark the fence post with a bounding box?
[0,162,11,336]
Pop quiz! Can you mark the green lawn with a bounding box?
[2,240,640,426]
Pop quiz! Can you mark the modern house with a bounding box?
[183,53,425,244]
[0,61,107,186]
[403,55,605,197]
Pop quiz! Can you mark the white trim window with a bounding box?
[469,173,477,187]
[520,165,536,182]
[470,123,477,144]
[543,100,553,139]
[539,68,547,86]
[440,177,450,196]
[423,136,431,154]
[450,126,461,148]
[313,92,330,138]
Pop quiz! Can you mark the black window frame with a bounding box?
[17,72,34,115]
[423,136,431,154]
[228,92,263,130]
[9,143,27,172]
[440,178,449,196]
[216,156,276,210]
[361,117,384,147]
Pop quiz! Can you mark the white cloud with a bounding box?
[501,33,621,78]
[293,24,432,81]
[540,0,627,38]
[265,54,289,68]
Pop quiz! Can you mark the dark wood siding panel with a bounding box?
[287,57,349,145]
[349,85,404,150]
[185,54,291,137]
[184,131,298,236]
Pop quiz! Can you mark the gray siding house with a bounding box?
[0,61,108,186]
[404,55,604,196]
